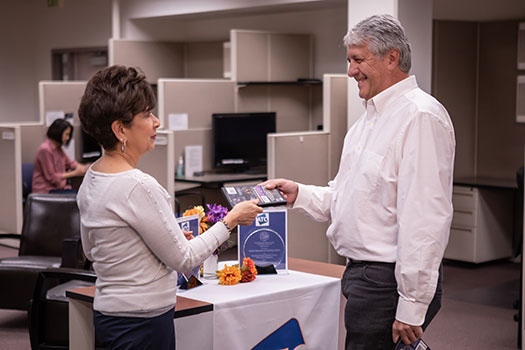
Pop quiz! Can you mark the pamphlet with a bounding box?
[221,185,287,208]
[394,338,430,350]
[176,214,201,286]
[238,209,287,271]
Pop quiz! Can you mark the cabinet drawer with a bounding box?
[444,227,475,262]
[452,186,477,211]
[451,209,476,227]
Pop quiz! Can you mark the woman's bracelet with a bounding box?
[220,218,232,233]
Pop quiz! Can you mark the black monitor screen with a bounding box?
[212,112,276,171]
[81,130,102,163]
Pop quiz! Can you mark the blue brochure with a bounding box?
[238,209,287,271]
[176,214,201,286]
[394,338,430,350]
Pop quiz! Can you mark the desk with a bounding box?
[176,173,266,189]
[67,258,345,350]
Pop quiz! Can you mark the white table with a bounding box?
[68,258,345,350]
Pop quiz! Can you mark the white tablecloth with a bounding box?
[178,263,341,350]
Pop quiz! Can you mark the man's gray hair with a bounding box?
[343,14,411,73]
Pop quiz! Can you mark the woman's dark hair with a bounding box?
[47,118,73,146]
[78,65,156,150]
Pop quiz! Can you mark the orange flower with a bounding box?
[183,206,209,234]
[217,264,241,285]
[240,257,257,283]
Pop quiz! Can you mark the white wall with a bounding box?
[0,0,111,124]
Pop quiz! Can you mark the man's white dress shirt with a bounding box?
[294,76,456,325]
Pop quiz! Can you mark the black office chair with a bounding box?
[0,193,86,311]
[28,267,97,350]
[175,190,206,217]
[22,163,34,206]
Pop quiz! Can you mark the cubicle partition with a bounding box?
[19,123,46,164]
[157,79,235,170]
[0,125,23,235]
[39,81,87,162]
[268,131,338,264]
[323,74,348,178]
[137,130,175,209]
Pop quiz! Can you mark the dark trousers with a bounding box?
[341,261,443,350]
[94,308,175,350]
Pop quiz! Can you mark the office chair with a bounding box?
[0,193,85,311]
[28,267,98,350]
[22,163,34,205]
[175,190,206,217]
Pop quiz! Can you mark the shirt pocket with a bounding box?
[353,150,384,194]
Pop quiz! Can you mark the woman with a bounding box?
[32,118,89,193]
[77,65,262,350]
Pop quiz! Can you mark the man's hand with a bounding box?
[392,320,422,345]
[259,178,299,205]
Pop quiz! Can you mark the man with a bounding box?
[263,14,455,349]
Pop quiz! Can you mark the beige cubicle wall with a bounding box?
[39,81,87,162]
[0,125,23,235]
[157,79,236,129]
[230,29,313,82]
[137,130,175,209]
[19,123,46,164]
[109,39,224,84]
[268,131,344,264]
[323,74,348,179]
[157,79,236,171]
[109,39,184,84]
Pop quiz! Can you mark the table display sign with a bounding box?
[176,214,201,286]
[238,209,287,271]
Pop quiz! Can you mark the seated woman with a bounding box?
[32,118,89,193]
[77,65,262,350]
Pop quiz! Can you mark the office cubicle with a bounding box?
[0,125,23,235]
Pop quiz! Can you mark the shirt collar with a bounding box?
[370,75,418,116]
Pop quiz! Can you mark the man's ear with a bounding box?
[385,48,401,71]
[111,120,126,142]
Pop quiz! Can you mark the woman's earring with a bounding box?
[121,140,126,153]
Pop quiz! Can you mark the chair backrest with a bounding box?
[19,193,80,257]
[22,163,34,201]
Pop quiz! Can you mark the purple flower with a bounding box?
[205,203,228,224]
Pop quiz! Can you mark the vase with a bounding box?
[202,254,219,279]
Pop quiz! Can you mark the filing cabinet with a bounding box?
[444,185,514,263]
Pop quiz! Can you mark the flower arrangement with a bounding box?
[217,257,258,285]
[183,204,232,255]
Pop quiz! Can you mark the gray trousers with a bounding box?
[341,260,443,350]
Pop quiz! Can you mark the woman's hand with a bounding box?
[182,230,194,241]
[260,178,299,205]
[223,199,263,229]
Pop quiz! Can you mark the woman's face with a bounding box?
[125,111,160,156]
[61,127,71,145]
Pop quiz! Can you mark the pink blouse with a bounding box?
[32,138,78,193]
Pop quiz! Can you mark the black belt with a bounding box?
[347,258,395,267]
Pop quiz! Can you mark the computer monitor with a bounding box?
[81,130,102,163]
[212,112,276,173]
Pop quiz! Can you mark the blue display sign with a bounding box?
[238,209,287,271]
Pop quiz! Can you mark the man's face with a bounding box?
[347,44,391,101]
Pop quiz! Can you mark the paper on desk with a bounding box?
[185,145,203,177]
